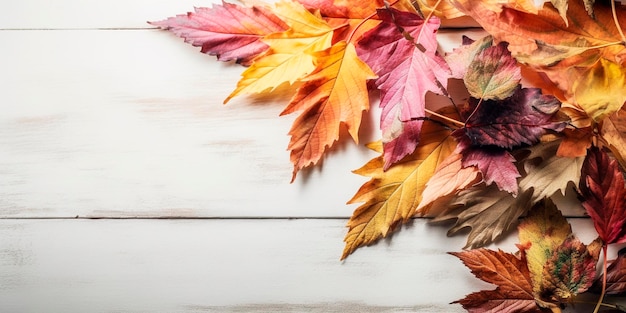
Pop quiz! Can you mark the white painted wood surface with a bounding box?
[0,0,606,312]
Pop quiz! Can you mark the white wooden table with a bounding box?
[0,1,604,312]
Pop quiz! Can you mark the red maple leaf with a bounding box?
[451,249,545,313]
[579,146,626,244]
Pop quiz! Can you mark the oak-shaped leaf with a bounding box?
[451,249,545,313]
[458,87,568,149]
[464,41,521,100]
[540,237,597,302]
[281,41,376,180]
[518,198,572,295]
[343,118,457,259]
[428,140,584,248]
[149,1,288,66]
[224,0,334,102]
[579,146,626,244]
[356,8,451,169]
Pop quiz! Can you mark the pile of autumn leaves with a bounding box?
[152,0,626,311]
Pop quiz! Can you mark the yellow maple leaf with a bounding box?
[224,0,333,103]
[573,58,626,122]
[342,121,457,259]
[281,41,376,180]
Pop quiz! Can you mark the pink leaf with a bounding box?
[150,1,287,65]
[356,8,451,169]
[461,144,521,195]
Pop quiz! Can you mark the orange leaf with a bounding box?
[556,127,593,158]
[451,249,544,313]
[224,0,333,103]
[601,106,626,170]
[342,120,456,259]
[281,41,376,180]
[456,0,625,58]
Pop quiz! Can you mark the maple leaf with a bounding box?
[579,146,626,244]
[540,237,597,302]
[451,249,545,313]
[356,8,451,168]
[518,199,573,295]
[464,42,521,100]
[458,87,567,149]
[149,1,288,66]
[417,150,482,214]
[451,0,626,65]
[281,41,376,180]
[343,119,457,259]
[224,0,334,102]
[601,106,626,170]
[460,144,520,194]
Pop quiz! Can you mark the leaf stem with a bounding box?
[588,41,626,50]
[592,245,609,313]
[611,0,626,43]
[416,0,442,44]
[425,108,464,127]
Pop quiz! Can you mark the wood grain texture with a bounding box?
[0,218,606,313]
[0,1,606,312]
[0,28,496,218]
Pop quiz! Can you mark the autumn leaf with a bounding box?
[451,249,544,313]
[556,127,593,158]
[431,184,533,249]
[459,144,520,194]
[592,248,626,295]
[517,139,584,203]
[343,119,456,259]
[281,41,376,180]
[540,237,597,302]
[356,8,451,168]
[458,87,567,149]
[149,1,288,66]
[429,140,583,248]
[579,146,626,244]
[452,0,626,65]
[601,106,626,170]
[417,150,482,213]
[446,35,494,79]
[518,199,573,294]
[224,0,334,102]
[572,58,626,122]
[464,42,521,100]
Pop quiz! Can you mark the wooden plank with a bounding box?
[1,28,509,219]
[0,218,605,313]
